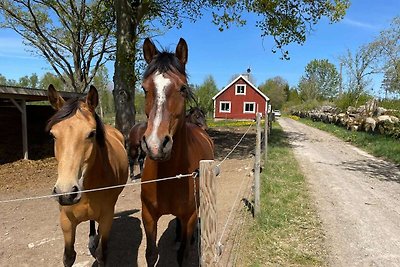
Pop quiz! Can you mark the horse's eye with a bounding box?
[180,85,188,96]
[49,132,56,140]
[87,130,96,139]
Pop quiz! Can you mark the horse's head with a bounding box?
[46,84,104,206]
[141,38,191,161]
[187,107,208,130]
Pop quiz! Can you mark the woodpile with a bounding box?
[291,99,400,138]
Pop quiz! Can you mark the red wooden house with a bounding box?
[212,75,269,120]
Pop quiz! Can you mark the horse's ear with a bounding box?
[47,84,65,110]
[175,38,188,66]
[143,38,158,64]
[86,85,99,111]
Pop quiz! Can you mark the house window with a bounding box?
[235,84,246,95]
[220,101,231,113]
[243,102,255,113]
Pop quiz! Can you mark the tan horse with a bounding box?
[140,38,214,266]
[46,85,128,267]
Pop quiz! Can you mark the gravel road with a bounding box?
[279,117,400,267]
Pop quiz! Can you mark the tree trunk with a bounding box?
[113,0,136,141]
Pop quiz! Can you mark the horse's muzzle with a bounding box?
[53,185,82,206]
[141,134,173,161]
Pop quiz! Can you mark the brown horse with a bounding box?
[186,106,208,130]
[128,122,147,179]
[128,108,207,180]
[140,38,214,266]
[46,84,129,267]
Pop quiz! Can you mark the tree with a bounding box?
[287,87,301,104]
[92,65,113,118]
[298,59,340,101]
[259,76,289,109]
[1,0,349,138]
[371,16,400,97]
[113,0,349,137]
[17,73,38,88]
[193,75,219,116]
[0,0,115,92]
[39,72,64,90]
[340,45,380,104]
[381,60,400,96]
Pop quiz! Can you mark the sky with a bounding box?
[0,1,399,92]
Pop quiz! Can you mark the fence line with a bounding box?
[216,158,254,264]
[231,172,255,266]
[0,172,196,204]
[217,165,249,250]
[1,120,256,205]
[216,122,254,167]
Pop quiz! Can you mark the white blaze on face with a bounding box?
[148,72,171,150]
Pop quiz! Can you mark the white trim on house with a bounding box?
[212,75,270,101]
[235,84,246,95]
[219,101,231,113]
[243,101,256,113]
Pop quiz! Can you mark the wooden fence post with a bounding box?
[199,160,218,266]
[254,113,261,216]
[264,111,269,164]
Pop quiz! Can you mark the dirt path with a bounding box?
[279,118,400,267]
[0,127,255,267]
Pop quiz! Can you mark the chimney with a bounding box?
[242,67,251,81]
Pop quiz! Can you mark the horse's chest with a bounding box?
[142,181,195,215]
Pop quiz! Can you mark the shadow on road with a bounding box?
[106,209,142,267]
[341,159,400,183]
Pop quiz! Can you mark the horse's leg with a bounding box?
[60,211,77,267]
[175,217,182,246]
[142,203,159,267]
[138,148,146,177]
[88,220,99,257]
[95,210,114,266]
[177,212,198,267]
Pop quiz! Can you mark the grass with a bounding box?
[237,123,326,266]
[208,119,256,128]
[299,118,400,165]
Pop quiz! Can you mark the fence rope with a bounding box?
[231,171,255,266]
[216,163,250,259]
[0,172,195,204]
[216,122,254,167]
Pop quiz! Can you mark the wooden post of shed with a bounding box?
[264,111,269,164]
[254,113,261,216]
[199,160,218,266]
[10,99,28,160]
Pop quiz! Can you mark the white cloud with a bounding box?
[342,18,379,30]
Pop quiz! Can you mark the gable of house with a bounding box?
[213,75,269,119]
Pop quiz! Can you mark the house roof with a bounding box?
[212,75,270,101]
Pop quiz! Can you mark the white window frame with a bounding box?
[243,102,256,114]
[219,101,231,113]
[235,84,246,95]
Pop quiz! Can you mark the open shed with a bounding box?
[0,86,83,163]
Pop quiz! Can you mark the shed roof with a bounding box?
[0,85,82,105]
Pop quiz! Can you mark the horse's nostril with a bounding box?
[69,185,80,201]
[162,136,171,148]
[52,187,57,194]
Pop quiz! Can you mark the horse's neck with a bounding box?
[172,122,188,154]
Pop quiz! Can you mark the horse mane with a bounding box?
[143,51,194,101]
[46,97,106,147]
